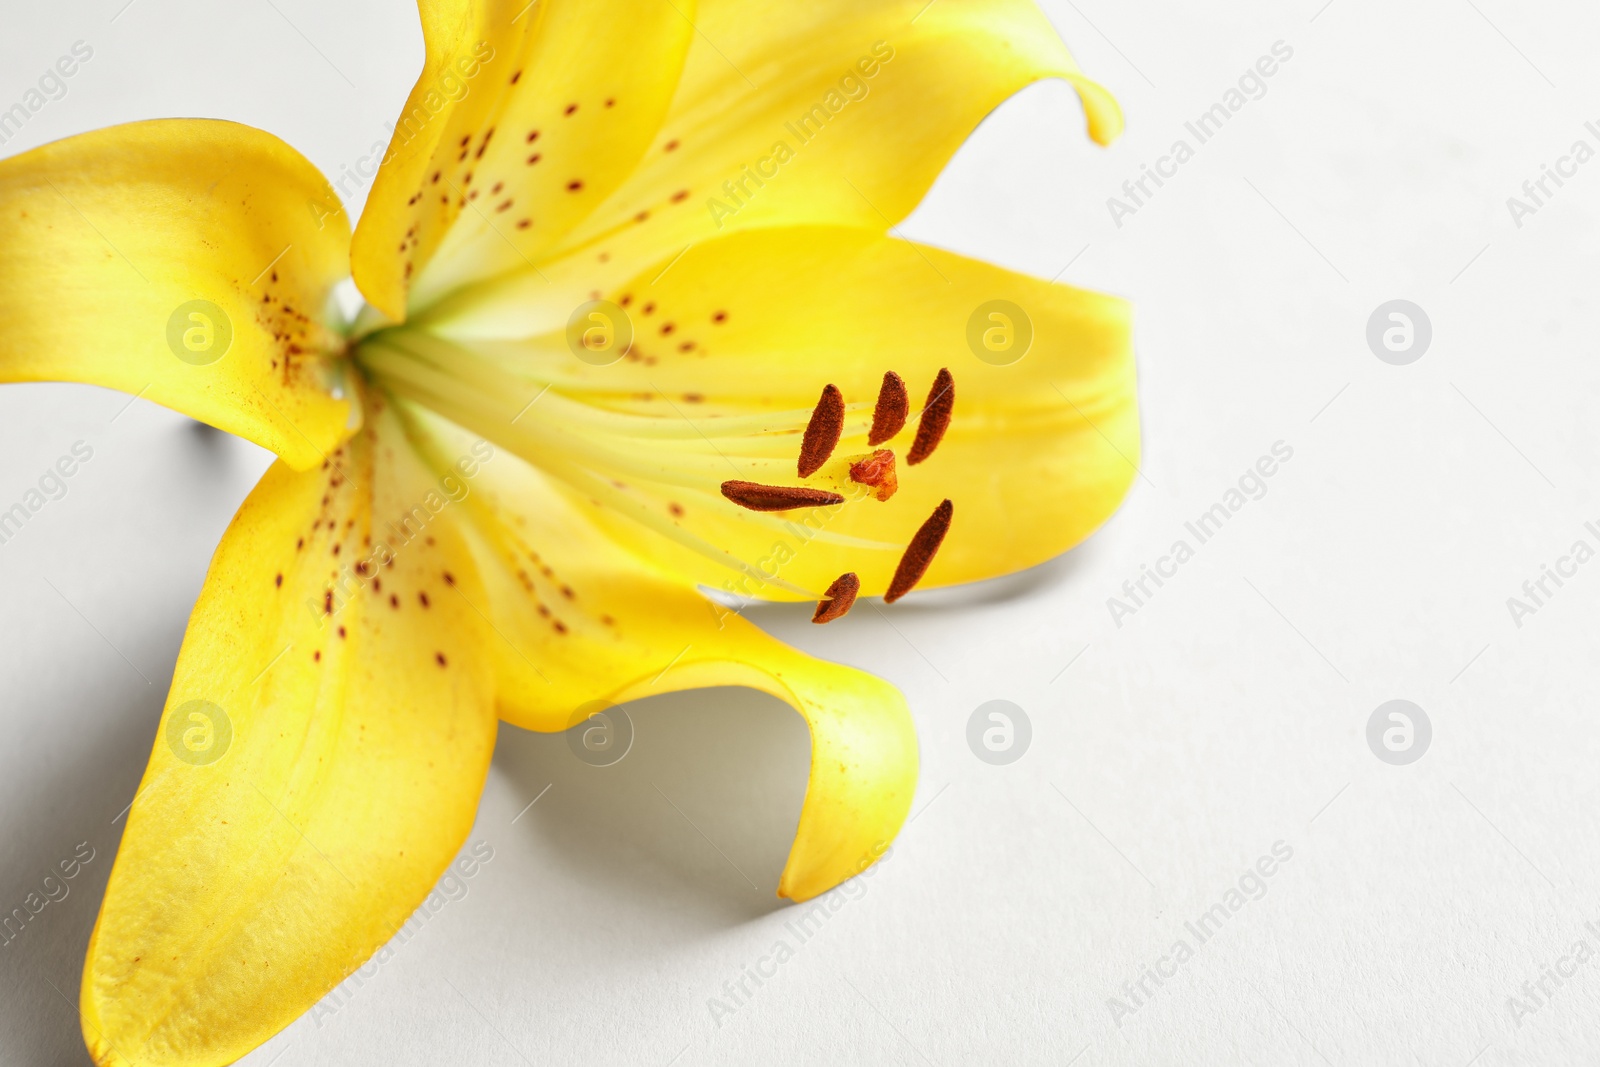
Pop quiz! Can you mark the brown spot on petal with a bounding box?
[798,384,844,478]
[885,500,953,603]
[869,371,908,446]
[436,652,448,667]
[721,480,846,512]
[812,572,860,624]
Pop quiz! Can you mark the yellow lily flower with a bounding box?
[0,0,1138,1063]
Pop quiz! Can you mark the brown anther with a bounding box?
[812,572,860,624]
[798,383,844,477]
[906,368,954,466]
[849,449,899,502]
[868,371,908,446]
[721,480,845,512]
[885,499,953,603]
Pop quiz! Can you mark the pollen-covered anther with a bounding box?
[907,368,954,466]
[812,572,860,624]
[885,499,953,603]
[869,371,908,446]
[721,480,845,512]
[798,383,844,477]
[849,449,898,502]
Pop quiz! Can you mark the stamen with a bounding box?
[812,572,860,624]
[798,383,844,477]
[868,371,908,446]
[849,449,898,502]
[885,499,953,603]
[906,368,954,466]
[721,480,845,512]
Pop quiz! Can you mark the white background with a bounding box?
[3,0,1599,1064]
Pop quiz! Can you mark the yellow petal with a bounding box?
[423,0,1118,336]
[385,226,1138,600]
[0,119,353,470]
[403,407,916,902]
[350,0,695,320]
[80,407,496,1066]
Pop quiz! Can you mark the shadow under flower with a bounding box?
[491,686,811,929]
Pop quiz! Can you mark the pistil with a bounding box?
[848,449,898,502]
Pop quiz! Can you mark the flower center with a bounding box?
[353,327,955,620]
